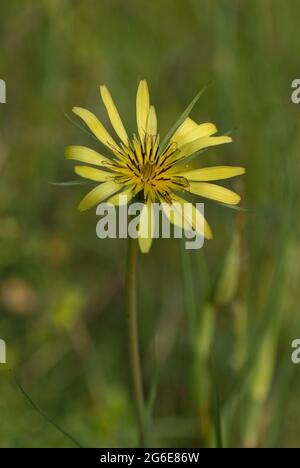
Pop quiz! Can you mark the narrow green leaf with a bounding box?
[15,380,83,448]
[218,203,248,212]
[64,111,99,141]
[159,83,210,154]
[50,180,93,186]
[223,127,237,136]
[144,338,159,446]
[180,240,197,343]
[211,357,223,448]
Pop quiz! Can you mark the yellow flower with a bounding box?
[65,80,245,253]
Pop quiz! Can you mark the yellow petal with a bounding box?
[100,85,128,144]
[179,166,245,181]
[189,182,241,205]
[72,107,118,150]
[136,80,150,144]
[176,123,217,147]
[160,197,212,240]
[78,181,120,211]
[160,201,185,229]
[146,105,157,136]
[138,203,154,253]
[180,135,232,158]
[173,196,213,239]
[107,186,135,206]
[74,165,111,182]
[65,146,112,167]
[172,117,198,144]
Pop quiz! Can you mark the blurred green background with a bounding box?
[0,0,299,448]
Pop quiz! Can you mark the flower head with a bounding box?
[65,80,245,253]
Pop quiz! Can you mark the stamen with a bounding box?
[141,161,155,180]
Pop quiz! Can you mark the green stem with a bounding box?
[126,237,145,447]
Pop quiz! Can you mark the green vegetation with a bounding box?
[0,0,299,447]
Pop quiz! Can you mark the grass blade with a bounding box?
[49,180,93,186]
[218,203,248,212]
[15,380,83,448]
[64,111,99,141]
[159,84,210,153]
[144,338,159,447]
[211,357,223,448]
[180,240,197,343]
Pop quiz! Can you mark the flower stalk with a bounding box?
[126,237,146,447]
